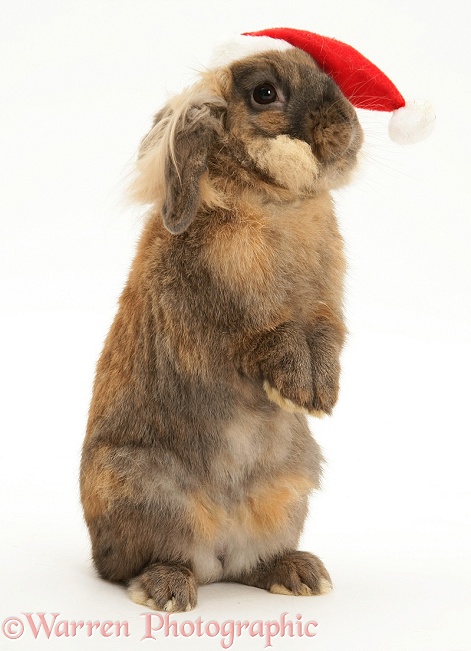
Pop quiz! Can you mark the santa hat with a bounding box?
[209,28,435,145]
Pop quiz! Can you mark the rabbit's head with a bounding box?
[131,47,363,234]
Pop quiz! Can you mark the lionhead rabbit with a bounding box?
[80,31,365,612]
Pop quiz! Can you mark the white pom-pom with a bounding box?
[388,99,435,145]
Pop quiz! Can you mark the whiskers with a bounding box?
[354,110,421,189]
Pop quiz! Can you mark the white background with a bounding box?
[1,1,470,649]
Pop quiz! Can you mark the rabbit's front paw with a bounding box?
[313,368,340,415]
[306,347,341,416]
[258,324,315,413]
[263,380,325,418]
[262,356,338,417]
[243,322,317,415]
[243,319,343,417]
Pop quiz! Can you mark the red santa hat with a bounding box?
[209,28,435,145]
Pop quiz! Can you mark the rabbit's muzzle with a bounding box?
[288,77,363,167]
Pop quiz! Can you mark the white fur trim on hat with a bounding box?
[208,34,294,69]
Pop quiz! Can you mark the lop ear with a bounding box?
[131,88,226,234]
[163,102,224,234]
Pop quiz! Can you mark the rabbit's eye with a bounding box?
[252,83,278,105]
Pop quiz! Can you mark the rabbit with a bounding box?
[80,44,363,613]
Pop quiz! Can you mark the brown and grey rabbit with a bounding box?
[80,43,363,612]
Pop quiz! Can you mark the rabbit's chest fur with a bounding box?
[201,190,344,327]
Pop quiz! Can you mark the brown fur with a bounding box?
[80,47,363,611]
[189,492,228,541]
[245,473,315,534]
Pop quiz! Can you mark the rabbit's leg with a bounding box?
[81,443,200,611]
[87,501,199,612]
[236,550,332,596]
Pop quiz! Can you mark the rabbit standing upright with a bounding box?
[80,30,365,612]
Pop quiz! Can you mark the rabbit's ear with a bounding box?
[162,101,223,234]
[131,89,226,235]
